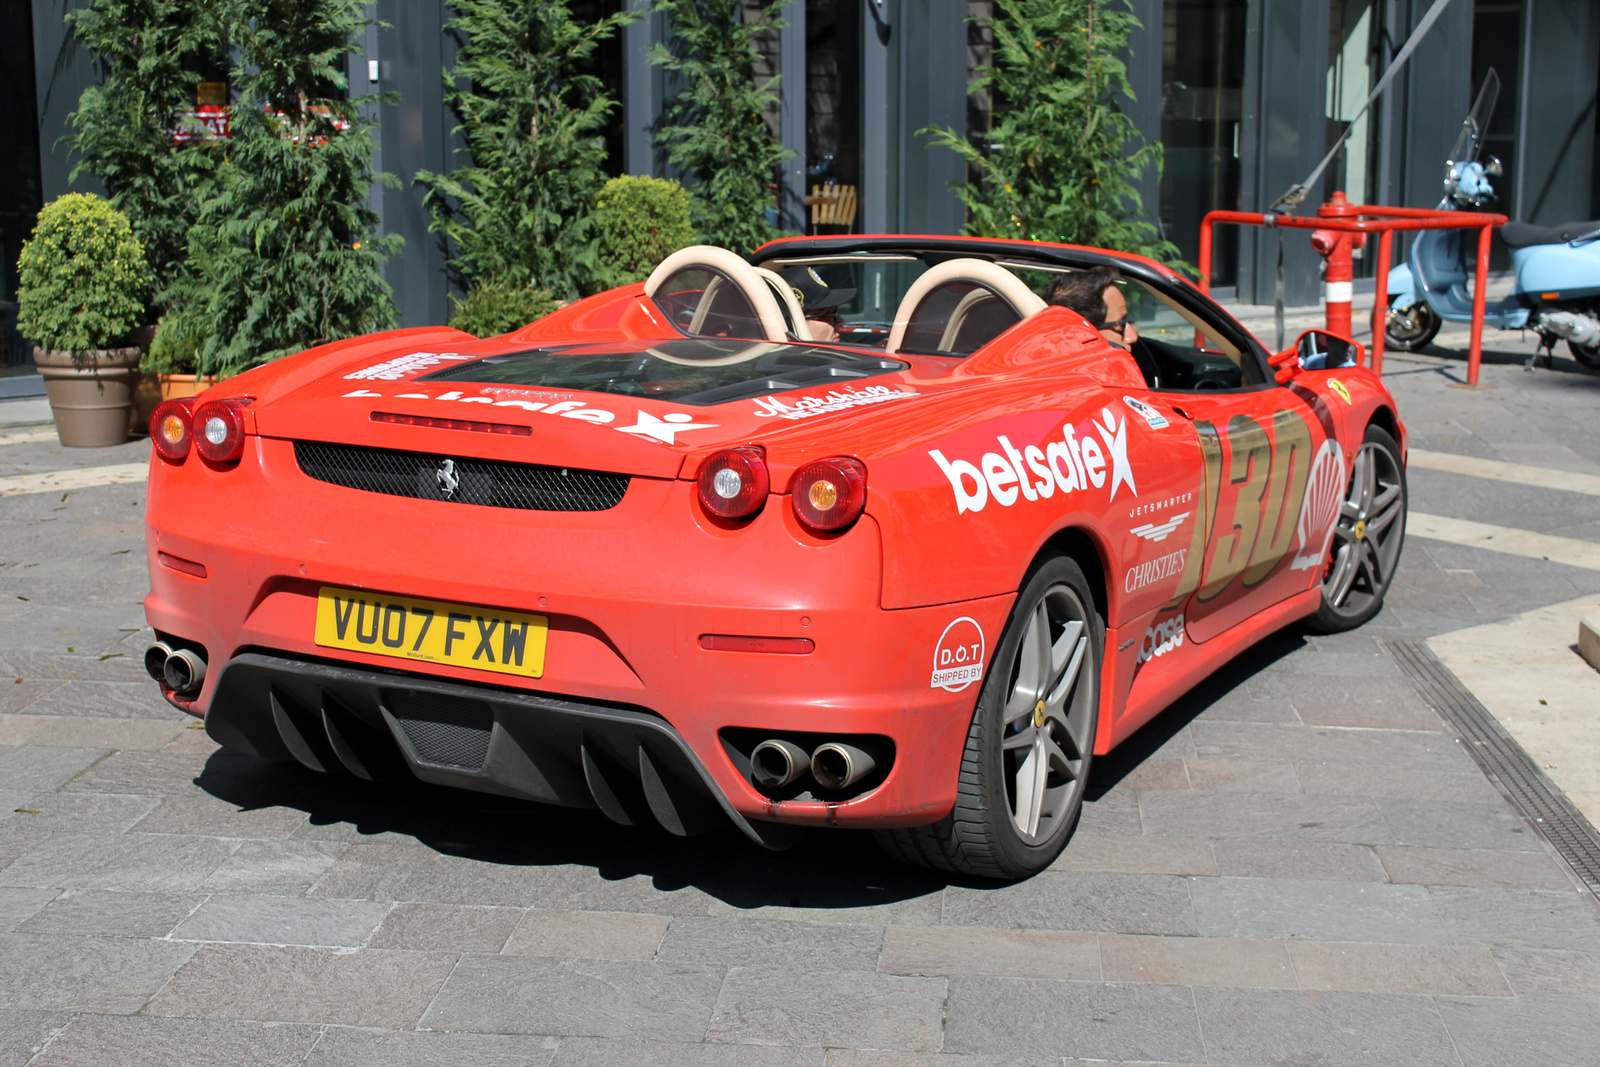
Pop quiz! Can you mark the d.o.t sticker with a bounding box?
[931,617,986,692]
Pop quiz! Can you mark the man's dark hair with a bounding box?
[1045,266,1122,326]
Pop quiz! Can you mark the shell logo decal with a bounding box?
[1290,440,1347,571]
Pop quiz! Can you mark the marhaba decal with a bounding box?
[930,407,1137,515]
[752,384,918,420]
[342,388,721,443]
[1156,409,1332,608]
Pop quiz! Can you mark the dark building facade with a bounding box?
[14,0,1600,331]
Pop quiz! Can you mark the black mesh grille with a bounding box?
[384,689,494,769]
[293,440,629,511]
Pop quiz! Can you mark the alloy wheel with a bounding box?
[1323,440,1405,617]
[1000,586,1095,845]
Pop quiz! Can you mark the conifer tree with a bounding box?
[650,0,788,253]
[66,0,229,299]
[417,0,631,300]
[929,0,1180,264]
[177,0,399,375]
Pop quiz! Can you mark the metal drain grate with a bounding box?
[1384,638,1600,898]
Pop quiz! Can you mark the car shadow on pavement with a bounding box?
[193,744,956,907]
[190,627,1304,903]
[1084,625,1305,802]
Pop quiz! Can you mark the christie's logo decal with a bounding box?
[1140,613,1185,663]
[752,384,917,420]
[1125,549,1187,593]
[931,617,986,692]
[929,407,1137,515]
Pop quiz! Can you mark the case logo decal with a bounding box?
[1140,613,1185,662]
[931,617,986,692]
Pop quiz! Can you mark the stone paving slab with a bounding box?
[4,363,1600,1061]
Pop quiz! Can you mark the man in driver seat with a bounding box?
[1044,266,1160,389]
[782,266,856,344]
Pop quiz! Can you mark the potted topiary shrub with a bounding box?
[18,193,154,447]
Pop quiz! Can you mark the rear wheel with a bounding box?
[1306,425,1407,633]
[876,556,1101,880]
[1568,340,1600,370]
[1379,301,1441,352]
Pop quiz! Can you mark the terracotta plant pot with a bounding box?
[33,346,143,448]
[158,373,219,401]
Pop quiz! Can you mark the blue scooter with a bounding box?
[1382,69,1600,369]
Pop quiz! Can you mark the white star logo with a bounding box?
[1131,512,1189,542]
[615,410,719,444]
[1092,407,1137,503]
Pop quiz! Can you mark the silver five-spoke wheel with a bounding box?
[1309,425,1407,632]
[876,555,1102,879]
[1001,588,1093,844]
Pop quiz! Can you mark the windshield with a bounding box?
[1448,68,1499,164]
[417,340,907,407]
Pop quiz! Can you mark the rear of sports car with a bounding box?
[142,330,1000,847]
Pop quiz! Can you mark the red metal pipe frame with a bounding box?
[1197,207,1506,386]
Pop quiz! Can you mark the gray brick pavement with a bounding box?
[2,351,1600,1063]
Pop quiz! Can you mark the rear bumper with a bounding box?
[145,437,1017,832]
[207,652,800,847]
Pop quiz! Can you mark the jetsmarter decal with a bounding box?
[1159,409,1318,609]
[340,389,720,441]
[752,384,918,420]
[929,407,1137,515]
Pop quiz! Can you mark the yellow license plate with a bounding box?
[313,586,547,678]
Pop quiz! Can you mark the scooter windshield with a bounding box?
[1448,69,1499,164]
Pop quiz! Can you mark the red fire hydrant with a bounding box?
[1310,192,1367,338]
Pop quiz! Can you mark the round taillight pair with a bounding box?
[150,398,197,461]
[697,446,770,518]
[791,457,867,532]
[151,397,249,463]
[696,448,867,532]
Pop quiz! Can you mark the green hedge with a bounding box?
[17,193,152,356]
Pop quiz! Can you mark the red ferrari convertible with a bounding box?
[142,235,1406,879]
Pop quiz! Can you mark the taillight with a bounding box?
[697,446,770,519]
[791,456,867,532]
[150,398,197,462]
[192,398,250,463]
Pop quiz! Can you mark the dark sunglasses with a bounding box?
[1099,317,1130,336]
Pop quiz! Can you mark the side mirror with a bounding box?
[1269,329,1364,382]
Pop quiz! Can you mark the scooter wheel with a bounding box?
[1568,341,1600,370]
[1378,300,1441,352]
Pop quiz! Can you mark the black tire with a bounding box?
[876,555,1102,880]
[1378,300,1441,352]
[1305,424,1407,633]
[1568,340,1600,370]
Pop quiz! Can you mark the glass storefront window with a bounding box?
[1160,0,1248,288]
[805,0,861,232]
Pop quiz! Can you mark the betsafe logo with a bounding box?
[928,407,1137,515]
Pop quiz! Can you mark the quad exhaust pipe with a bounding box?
[146,642,207,695]
[751,739,811,789]
[810,742,877,790]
